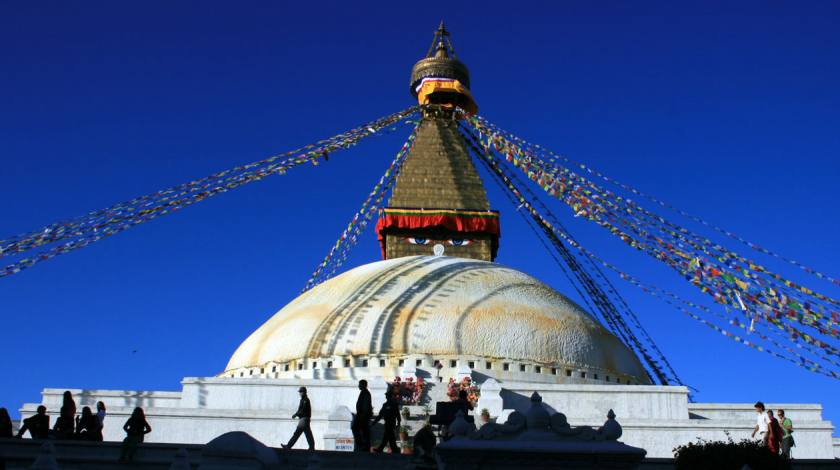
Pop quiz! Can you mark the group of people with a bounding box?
[3,392,106,442]
[751,401,795,459]
[280,380,439,459]
[3,391,152,464]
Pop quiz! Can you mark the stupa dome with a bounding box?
[224,256,651,384]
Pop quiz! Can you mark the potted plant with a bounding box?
[401,439,413,455]
[399,425,409,441]
[401,406,411,420]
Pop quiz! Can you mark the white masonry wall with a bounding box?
[20,376,837,459]
[478,380,836,459]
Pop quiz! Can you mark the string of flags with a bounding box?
[0,107,420,278]
[460,123,680,385]
[301,121,421,292]
[462,112,840,379]
[472,115,840,289]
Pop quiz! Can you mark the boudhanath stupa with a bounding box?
[16,23,839,461]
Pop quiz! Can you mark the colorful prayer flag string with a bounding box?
[0,107,420,278]
[302,121,422,292]
[460,111,840,379]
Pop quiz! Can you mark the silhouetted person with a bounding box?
[96,401,107,428]
[75,406,103,441]
[413,420,437,463]
[352,380,373,452]
[372,389,401,453]
[455,389,473,416]
[119,407,151,463]
[282,387,314,450]
[53,390,77,439]
[0,408,12,438]
[16,406,49,439]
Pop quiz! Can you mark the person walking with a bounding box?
[352,380,373,452]
[777,409,795,459]
[75,406,103,441]
[0,408,12,438]
[118,407,151,463]
[282,387,314,450]
[751,401,770,444]
[766,410,783,455]
[16,406,49,439]
[372,388,401,454]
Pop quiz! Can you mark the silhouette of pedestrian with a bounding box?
[96,401,107,428]
[352,380,373,452]
[0,408,12,438]
[413,419,437,463]
[119,407,151,463]
[53,390,77,439]
[282,387,314,450]
[75,406,103,441]
[16,406,49,439]
[372,388,401,453]
[455,389,473,415]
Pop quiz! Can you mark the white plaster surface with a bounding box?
[20,378,837,459]
[225,256,650,382]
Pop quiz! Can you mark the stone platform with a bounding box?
[0,437,412,470]
[17,376,840,460]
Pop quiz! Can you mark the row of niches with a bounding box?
[222,355,646,385]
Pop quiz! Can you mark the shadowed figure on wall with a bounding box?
[52,390,76,439]
[413,419,437,464]
[75,406,103,441]
[119,407,151,463]
[16,405,49,439]
[96,401,107,430]
[0,408,12,438]
[282,386,314,450]
[372,387,401,454]
[352,379,373,452]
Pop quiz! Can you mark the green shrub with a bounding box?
[673,433,788,470]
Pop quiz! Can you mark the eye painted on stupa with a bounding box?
[447,239,472,246]
[407,237,431,245]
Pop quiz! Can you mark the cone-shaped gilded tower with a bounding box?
[376,23,500,261]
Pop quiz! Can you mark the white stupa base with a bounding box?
[18,376,840,459]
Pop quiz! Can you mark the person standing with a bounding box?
[282,387,314,450]
[118,407,151,463]
[96,401,107,429]
[372,388,401,454]
[766,410,782,455]
[777,409,795,459]
[0,408,12,438]
[16,406,49,439]
[750,401,770,444]
[352,380,373,452]
[53,391,77,439]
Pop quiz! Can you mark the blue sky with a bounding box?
[1,1,839,432]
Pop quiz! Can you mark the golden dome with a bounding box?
[224,256,651,384]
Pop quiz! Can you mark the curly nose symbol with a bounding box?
[433,244,445,256]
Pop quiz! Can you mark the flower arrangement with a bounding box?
[388,376,426,405]
[447,377,480,406]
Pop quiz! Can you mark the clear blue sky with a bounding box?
[2,1,839,433]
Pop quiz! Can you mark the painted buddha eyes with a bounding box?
[406,237,472,246]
